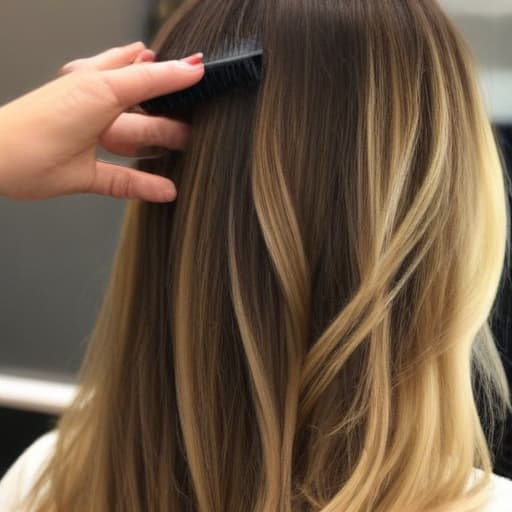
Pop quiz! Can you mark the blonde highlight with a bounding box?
[26,1,510,511]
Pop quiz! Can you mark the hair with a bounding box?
[26,0,512,511]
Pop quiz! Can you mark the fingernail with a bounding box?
[139,49,155,62]
[128,41,146,51]
[172,59,204,71]
[180,52,204,66]
[165,185,177,202]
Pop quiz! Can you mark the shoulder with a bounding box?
[0,430,57,511]
[486,471,512,511]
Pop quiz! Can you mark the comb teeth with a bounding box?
[140,40,263,120]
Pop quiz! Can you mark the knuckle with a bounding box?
[107,174,116,197]
[122,174,133,198]
[141,119,159,144]
[57,62,75,77]
[137,64,156,92]
[57,58,87,76]
[138,64,155,84]
[109,173,133,199]
[99,73,127,111]
[163,120,186,149]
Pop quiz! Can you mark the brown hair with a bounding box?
[27,0,510,510]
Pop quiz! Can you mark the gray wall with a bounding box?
[0,0,153,378]
[440,0,512,123]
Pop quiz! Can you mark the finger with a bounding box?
[58,41,146,76]
[125,50,156,114]
[99,113,190,156]
[134,49,156,64]
[101,57,205,110]
[90,161,177,202]
[181,53,204,65]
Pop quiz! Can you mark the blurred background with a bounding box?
[0,0,511,479]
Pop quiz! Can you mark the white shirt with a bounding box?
[1,431,512,511]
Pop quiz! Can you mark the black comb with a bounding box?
[140,40,263,120]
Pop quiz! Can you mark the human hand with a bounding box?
[0,42,204,202]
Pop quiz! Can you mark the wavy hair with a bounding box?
[27,0,511,510]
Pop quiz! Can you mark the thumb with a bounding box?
[88,160,177,202]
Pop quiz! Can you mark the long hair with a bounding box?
[27,0,511,510]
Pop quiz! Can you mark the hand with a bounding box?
[0,42,204,202]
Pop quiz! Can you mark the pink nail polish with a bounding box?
[173,59,204,71]
[140,50,155,62]
[180,52,204,66]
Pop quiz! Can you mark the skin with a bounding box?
[0,41,205,202]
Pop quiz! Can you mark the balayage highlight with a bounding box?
[26,0,510,511]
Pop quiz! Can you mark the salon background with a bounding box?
[0,0,511,479]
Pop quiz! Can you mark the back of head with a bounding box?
[28,1,511,511]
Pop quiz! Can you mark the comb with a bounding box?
[140,40,263,120]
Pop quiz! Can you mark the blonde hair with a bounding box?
[27,0,511,510]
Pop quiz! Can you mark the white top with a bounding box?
[1,431,512,511]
